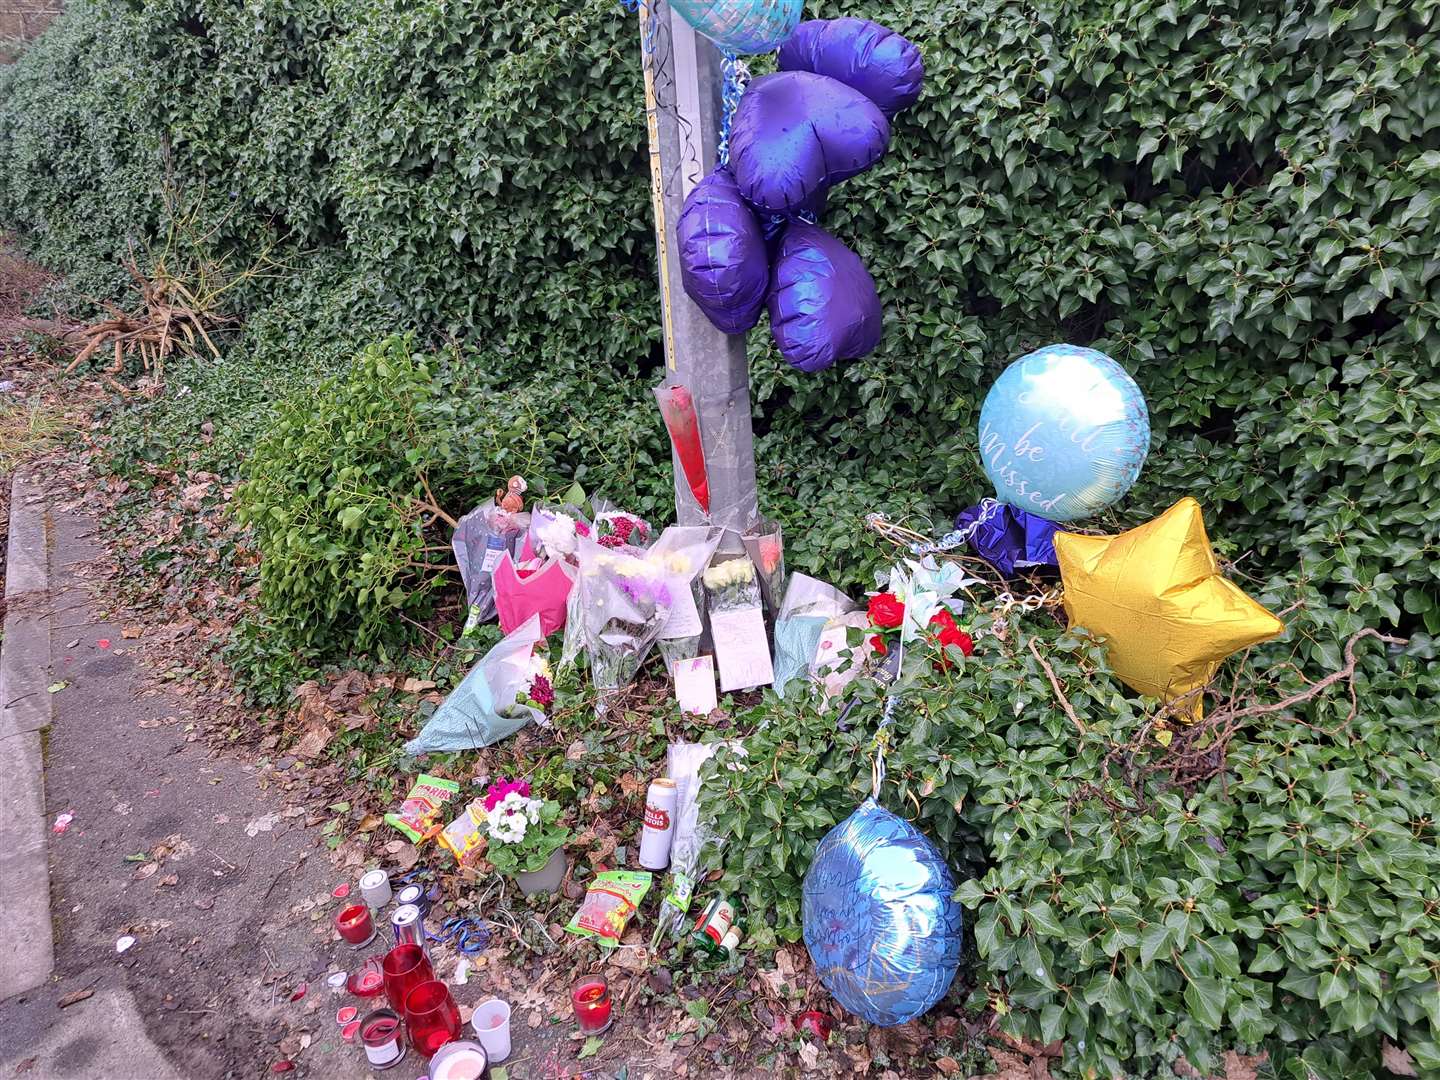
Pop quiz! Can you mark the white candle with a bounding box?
[429,1042,488,1080]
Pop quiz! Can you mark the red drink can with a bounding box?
[638,779,677,870]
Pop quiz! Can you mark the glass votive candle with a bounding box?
[571,976,613,1035]
[335,903,377,947]
[381,943,434,1015]
[404,979,462,1059]
[346,955,387,999]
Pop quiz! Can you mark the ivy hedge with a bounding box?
[3,0,1438,1074]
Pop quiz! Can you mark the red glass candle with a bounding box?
[381,943,434,1015]
[571,976,613,1035]
[347,955,386,999]
[335,903,376,947]
[404,979,462,1059]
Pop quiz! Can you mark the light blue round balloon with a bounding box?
[977,343,1150,522]
[803,799,963,1026]
[669,0,802,55]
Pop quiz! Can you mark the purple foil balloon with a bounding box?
[954,501,1059,577]
[677,167,769,334]
[730,71,890,215]
[779,18,924,117]
[768,223,882,372]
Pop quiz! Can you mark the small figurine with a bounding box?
[497,475,527,514]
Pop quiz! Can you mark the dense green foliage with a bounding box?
[5,0,1440,1074]
[701,602,1440,1079]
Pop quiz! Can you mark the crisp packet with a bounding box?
[438,799,487,862]
[565,870,653,945]
[385,773,461,843]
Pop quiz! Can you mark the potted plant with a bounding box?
[482,778,571,896]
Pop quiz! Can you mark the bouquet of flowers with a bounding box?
[702,556,762,614]
[773,573,857,697]
[529,506,585,561]
[481,778,571,875]
[575,535,673,709]
[593,509,652,550]
[649,526,724,669]
[452,498,530,632]
[741,519,786,618]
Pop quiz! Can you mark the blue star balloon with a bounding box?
[803,799,963,1026]
[977,343,1150,522]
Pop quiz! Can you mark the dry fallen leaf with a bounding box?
[121,626,143,639]
[401,678,436,693]
[56,989,94,1009]
[356,814,383,832]
[1380,1043,1416,1078]
[133,862,159,881]
[157,875,179,887]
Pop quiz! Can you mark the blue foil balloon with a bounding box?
[954,500,1060,577]
[669,0,802,55]
[731,71,890,215]
[977,343,1150,522]
[677,167,769,334]
[778,18,925,117]
[803,799,963,1026]
[768,223,882,372]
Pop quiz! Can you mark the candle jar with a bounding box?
[381,943,434,1015]
[358,1007,406,1070]
[404,979,462,1059]
[335,903,377,947]
[428,1038,489,1080]
[346,955,387,999]
[571,976,613,1035]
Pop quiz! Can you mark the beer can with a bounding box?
[395,883,425,910]
[638,778,678,870]
[391,903,425,948]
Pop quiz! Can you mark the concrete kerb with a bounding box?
[0,469,57,996]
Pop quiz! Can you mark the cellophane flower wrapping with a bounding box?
[528,502,591,564]
[452,499,530,632]
[575,535,673,712]
[558,501,648,669]
[741,519,786,619]
[773,573,857,698]
[649,526,724,670]
[702,556,763,615]
[653,382,711,516]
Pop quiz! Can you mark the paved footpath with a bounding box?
[0,471,368,1078]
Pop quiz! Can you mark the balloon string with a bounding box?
[870,636,905,798]
[717,51,747,167]
[909,497,1002,556]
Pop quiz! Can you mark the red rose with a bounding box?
[869,634,888,655]
[928,609,974,670]
[868,593,905,629]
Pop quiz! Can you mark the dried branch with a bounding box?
[1028,636,1087,736]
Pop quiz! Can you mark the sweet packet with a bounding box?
[565,870,653,945]
[385,773,461,843]
[437,799,487,862]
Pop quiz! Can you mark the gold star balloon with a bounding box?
[1055,497,1284,715]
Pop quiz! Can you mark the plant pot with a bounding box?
[512,848,567,896]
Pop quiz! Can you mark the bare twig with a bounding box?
[1028,637,1087,736]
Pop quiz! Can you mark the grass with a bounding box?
[0,397,67,474]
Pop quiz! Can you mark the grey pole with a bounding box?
[636,0,760,540]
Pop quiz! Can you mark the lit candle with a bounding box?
[335,904,376,947]
[571,977,613,1035]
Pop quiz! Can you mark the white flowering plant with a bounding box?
[480,778,570,875]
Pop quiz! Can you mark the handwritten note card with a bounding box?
[673,655,718,715]
[710,608,775,692]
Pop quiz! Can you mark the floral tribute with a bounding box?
[482,777,571,875]
[865,592,974,669]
